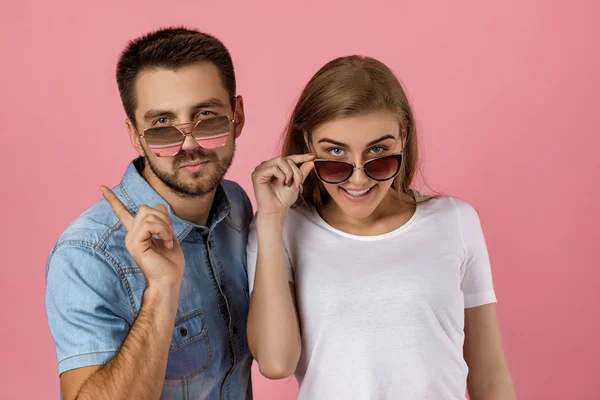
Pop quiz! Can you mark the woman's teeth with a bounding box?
[344,187,371,197]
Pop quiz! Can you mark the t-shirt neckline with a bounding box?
[311,190,424,241]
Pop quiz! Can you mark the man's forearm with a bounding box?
[76,286,180,400]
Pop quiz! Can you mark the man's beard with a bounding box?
[147,145,234,197]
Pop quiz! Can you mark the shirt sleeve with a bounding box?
[45,244,132,375]
[246,217,294,294]
[453,198,497,308]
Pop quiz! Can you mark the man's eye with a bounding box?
[156,117,170,125]
[198,110,216,118]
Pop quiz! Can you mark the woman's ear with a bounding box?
[400,127,408,152]
[303,130,312,152]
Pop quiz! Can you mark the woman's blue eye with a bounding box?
[370,146,386,154]
[328,148,345,156]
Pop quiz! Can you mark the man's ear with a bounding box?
[126,118,145,157]
[232,95,245,139]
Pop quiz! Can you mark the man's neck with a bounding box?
[141,166,217,227]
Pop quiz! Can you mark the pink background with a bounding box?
[1,0,598,399]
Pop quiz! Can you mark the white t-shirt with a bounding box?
[247,194,497,400]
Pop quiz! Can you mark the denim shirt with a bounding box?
[46,158,253,399]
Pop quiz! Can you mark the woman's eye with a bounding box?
[369,146,386,154]
[328,148,345,156]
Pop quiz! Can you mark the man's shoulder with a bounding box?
[221,179,249,200]
[45,198,132,304]
[220,180,253,230]
[50,198,125,261]
[221,180,252,212]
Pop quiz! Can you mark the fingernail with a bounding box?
[299,184,303,193]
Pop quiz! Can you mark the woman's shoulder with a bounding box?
[414,191,479,221]
[286,204,319,227]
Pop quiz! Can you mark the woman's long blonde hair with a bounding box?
[282,55,422,210]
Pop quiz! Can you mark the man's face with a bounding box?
[128,62,244,197]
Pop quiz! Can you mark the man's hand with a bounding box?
[100,186,185,290]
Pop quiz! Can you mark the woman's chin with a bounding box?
[330,189,381,220]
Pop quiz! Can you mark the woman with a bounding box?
[246,56,515,399]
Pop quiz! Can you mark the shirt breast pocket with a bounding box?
[165,309,212,379]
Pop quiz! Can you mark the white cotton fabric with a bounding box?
[247,194,497,400]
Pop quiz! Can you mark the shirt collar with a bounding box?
[116,158,231,240]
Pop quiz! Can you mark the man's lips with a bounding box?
[180,160,209,172]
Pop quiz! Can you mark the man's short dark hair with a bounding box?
[116,27,236,125]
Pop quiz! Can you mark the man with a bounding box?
[45,27,253,399]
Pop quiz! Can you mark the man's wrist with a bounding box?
[143,282,181,313]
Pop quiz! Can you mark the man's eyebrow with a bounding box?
[143,109,175,122]
[143,98,227,122]
[191,98,227,110]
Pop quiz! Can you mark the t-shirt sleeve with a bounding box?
[453,198,497,308]
[45,244,131,375]
[246,216,295,294]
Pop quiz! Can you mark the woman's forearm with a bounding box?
[247,213,301,379]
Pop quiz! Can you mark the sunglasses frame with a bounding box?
[313,153,403,185]
[138,115,235,157]
[134,97,239,157]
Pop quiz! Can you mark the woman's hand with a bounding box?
[251,154,315,217]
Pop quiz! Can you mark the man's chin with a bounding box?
[169,178,221,197]
[151,170,220,197]
[146,155,231,197]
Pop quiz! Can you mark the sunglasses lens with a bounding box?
[364,155,401,181]
[315,161,354,183]
[192,116,232,149]
[143,127,184,157]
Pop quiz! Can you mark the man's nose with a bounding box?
[179,124,201,151]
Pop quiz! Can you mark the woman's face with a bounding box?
[308,110,404,220]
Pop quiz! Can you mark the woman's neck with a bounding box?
[320,189,416,236]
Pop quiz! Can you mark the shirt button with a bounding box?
[180,328,188,337]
